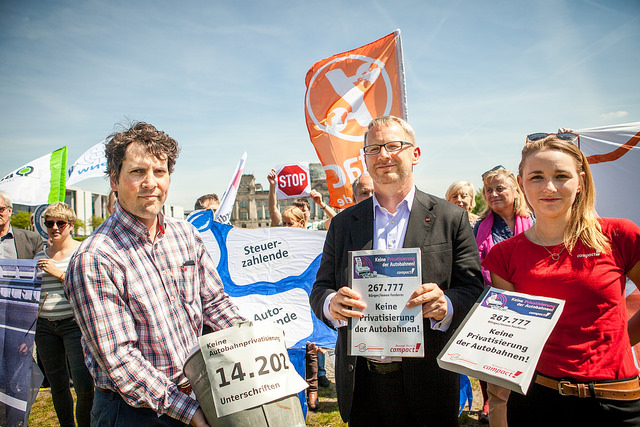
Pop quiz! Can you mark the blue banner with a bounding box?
[188,211,337,350]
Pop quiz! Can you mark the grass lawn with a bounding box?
[29,376,485,426]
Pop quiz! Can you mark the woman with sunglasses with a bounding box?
[473,165,533,426]
[35,202,93,427]
[483,133,640,425]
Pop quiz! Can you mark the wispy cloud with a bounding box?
[600,111,628,119]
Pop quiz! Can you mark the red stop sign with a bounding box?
[278,165,310,197]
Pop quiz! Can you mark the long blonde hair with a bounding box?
[519,136,610,253]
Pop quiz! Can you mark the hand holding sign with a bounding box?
[275,163,311,199]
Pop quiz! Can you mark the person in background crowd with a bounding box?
[0,190,44,259]
[281,206,306,228]
[445,180,479,225]
[35,202,94,427]
[483,132,640,426]
[194,193,220,212]
[352,174,375,204]
[66,122,244,427]
[473,166,532,426]
[444,180,485,421]
[279,205,322,411]
[310,115,483,426]
[267,168,337,230]
[106,190,117,215]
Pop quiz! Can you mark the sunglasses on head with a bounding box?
[44,220,68,229]
[481,165,505,179]
[526,132,579,144]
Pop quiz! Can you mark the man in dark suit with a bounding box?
[0,190,43,259]
[310,116,483,426]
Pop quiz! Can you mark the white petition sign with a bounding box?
[437,288,564,394]
[199,322,308,417]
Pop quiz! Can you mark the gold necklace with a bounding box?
[541,244,565,261]
[533,227,565,261]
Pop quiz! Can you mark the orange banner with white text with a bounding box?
[304,30,407,208]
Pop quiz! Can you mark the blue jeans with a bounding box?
[35,317,94,427]
[91,389,189,427]
[318,352,326,377]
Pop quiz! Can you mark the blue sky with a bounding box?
[1,0,638,210]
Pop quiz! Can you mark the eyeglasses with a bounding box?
[526,132,579,144]
[44,220,68,229]
[481,165,505,179]
[363,141,413,155]
[0,206,10,214]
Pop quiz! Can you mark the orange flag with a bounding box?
[304,30,407,208]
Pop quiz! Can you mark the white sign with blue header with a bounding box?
[437,287,565,394]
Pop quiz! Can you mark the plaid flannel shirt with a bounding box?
[66,203,243,423]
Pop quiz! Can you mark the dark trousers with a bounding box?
[91,389,189,427]
[305,343,318,393]
[35,317,94,427]
[349,357,417,427]
[508,382,640,427]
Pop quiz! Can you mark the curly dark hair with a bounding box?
[105,122,180,182]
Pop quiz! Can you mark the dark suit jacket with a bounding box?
[13,227,44,259]
[310,189,483,425]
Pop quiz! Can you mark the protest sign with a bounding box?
[438,287,564,394]
[187,213,336,350]
[275,163,311,200]
[348,248,423,357]
[0,259,43,426]
[195,321,308,418]
[304,30,406,209]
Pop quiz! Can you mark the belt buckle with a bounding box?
[557,380,571,396]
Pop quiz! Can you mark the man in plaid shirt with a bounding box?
[66,122,243,427]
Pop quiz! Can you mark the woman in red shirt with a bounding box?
[483,133,640,426]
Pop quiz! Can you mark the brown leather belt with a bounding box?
[365,360,402,375]
[535,374,640,401]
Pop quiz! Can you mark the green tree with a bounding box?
[10,211,31,229]
[472,190,486,215]
[91,215,104,230]
[74,218,86,236]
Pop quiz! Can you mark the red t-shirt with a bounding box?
[483,218,640,381]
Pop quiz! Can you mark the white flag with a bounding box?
[0,147,67,206]
[576,122,640,226]
[67,140,107,186]
[214,152,247,224]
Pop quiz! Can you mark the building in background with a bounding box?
[231,163,332,229]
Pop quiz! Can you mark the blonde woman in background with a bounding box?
[473,166,533,427]
[445,180,479,225]
[35,203,94,427]
[281,206,306,228]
